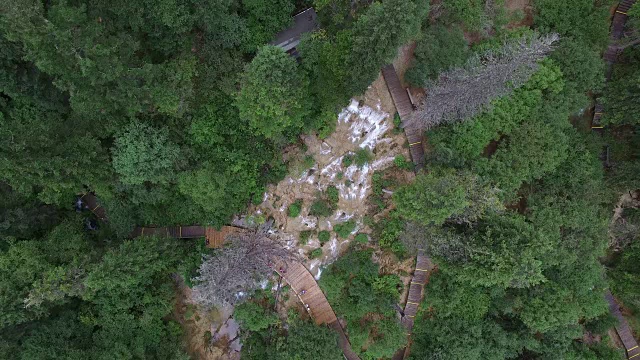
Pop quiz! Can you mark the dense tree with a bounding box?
[241,0,295,52]
[393,168,503,226]
[408,32,559,130]
[533,0,610,49]
[112,121,181,186]
[237,45,310,140]
[319,249,406,359]
[0,98,110,205]
[405,25,470,86]
[344,0,423,96]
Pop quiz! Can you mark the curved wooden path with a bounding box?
[606,290,640,359]
[382,64,425,171]
[592,0,636,130]
[274,260,360,360]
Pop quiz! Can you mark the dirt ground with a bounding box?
[505,0,534,29]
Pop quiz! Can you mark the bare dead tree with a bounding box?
[192,231,295,308]
[610,217,640,249]
[406,32,560,130]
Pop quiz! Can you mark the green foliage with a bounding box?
[355,233,369,244]
[235,301,279,332]
[242,316,343,360]
[342,154,354,167]
[609,241,640,334]
[237,45,310,140]
[299,230,313,245]
[112,120,181,186]
[375,215,405,255]
[354,148,373,167]
[343,0,423,97]
[334,220,356,238]
[406,25,470,86]
[178,161,262,227]
[318,230,331,244]
[309,187,341,217]
[309,248,323,259]
[603,49,640,126]
[394,155,414,171]
[288,200,303,218]
[326,185,340,205]
[0,99,110,205]
[394,168,470,226]
[289,153,316,178]
[533,0,611,49]
[241,0,295,52]
[309,199,334,217]
[393,112,402,134]
[440,0,489,31]
[319,249,406,358]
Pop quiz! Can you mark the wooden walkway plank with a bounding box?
[80,192,108,222]
[606,290,640,359]
[392,250,435,360]
[594,0,637,125]
[381,64,425,170]
[274,260,361,359]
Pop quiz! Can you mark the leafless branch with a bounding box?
[192,231,295,308]
[406,32,559,130]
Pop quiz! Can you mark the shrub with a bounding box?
[318,230,331,244]
[354,148,373,167]
[299,230,314,245]
[309,248,323,259]
[355,233,369,244]
[394,155,414,171]
[393,112,402,134]
[326,185,340,205]
[334,220,357,238]
[363,216,375,227]
[345,180,353,187]
[372,274,402,298]
[309,199,333,217]
[342,154,354,167]
[337,172,344,180]
[376,215,405,255]
[288,200,303,217]
[289,153,316,178]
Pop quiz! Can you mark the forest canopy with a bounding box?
[1,0,639,359]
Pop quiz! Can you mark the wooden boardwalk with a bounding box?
[80,193,108,222]
[593,0,637,130]
[274,260,361,360]
[129,225,241,248]
[392,250,435,360]
[381,64,425,170]
[606,290,640,359]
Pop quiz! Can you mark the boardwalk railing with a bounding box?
[606,290,640,359]
[381,64,425,171]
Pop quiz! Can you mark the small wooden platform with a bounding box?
[205,226,242,248]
